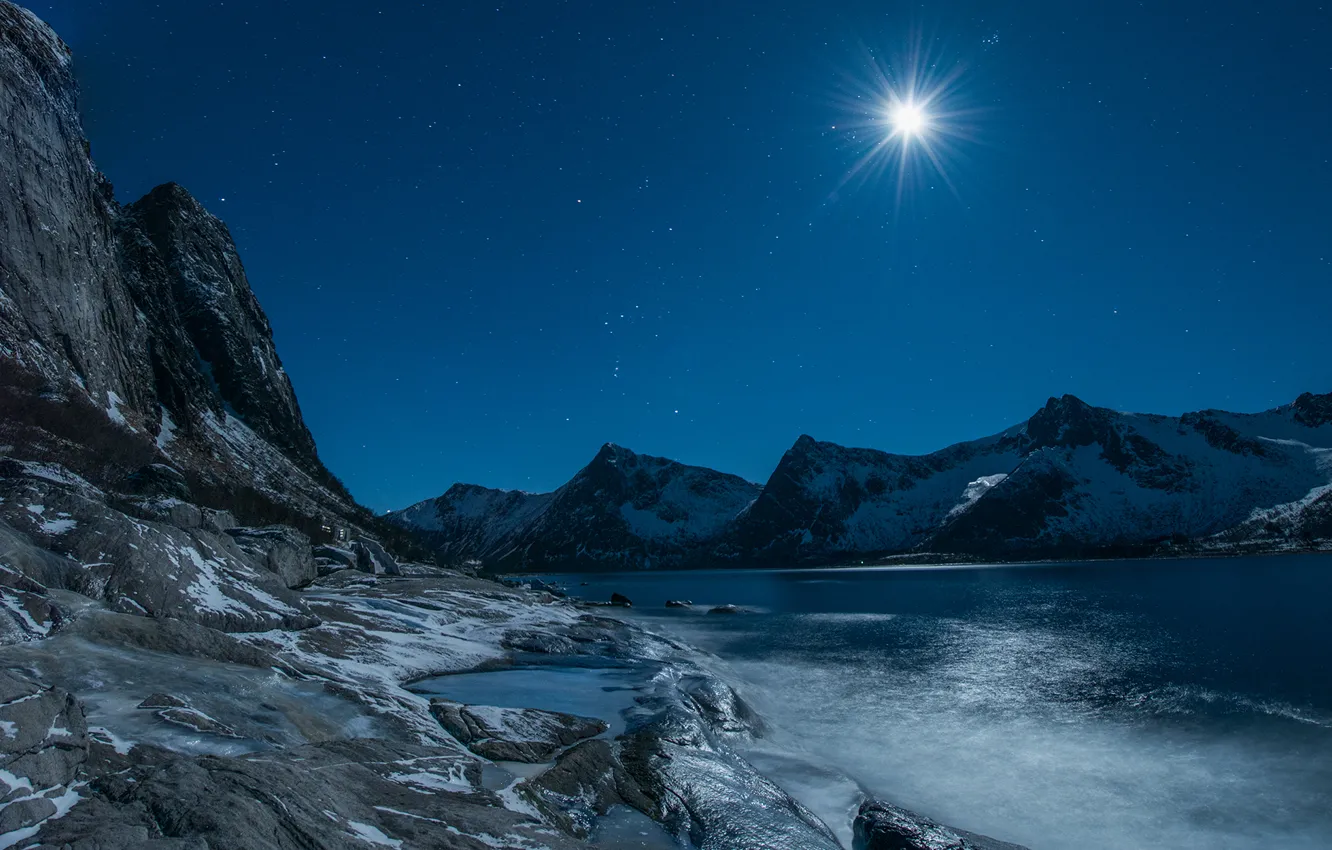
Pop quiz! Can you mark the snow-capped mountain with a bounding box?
[399,393,1332,571]
[930,394,1332,558]
[391,443,762,570]
[717,429,1028,564]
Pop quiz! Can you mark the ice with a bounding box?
[590,805,678,848]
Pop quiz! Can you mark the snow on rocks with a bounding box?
[0,461,318,632]
[0,669,87,844]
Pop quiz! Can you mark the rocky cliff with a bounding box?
[1,2,349,530]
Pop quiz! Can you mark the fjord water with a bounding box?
[545,555,1332,850]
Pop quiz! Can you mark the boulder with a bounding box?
[0,565,63,644]
[155,707,240,738]
[227,525,317,588]
[518,739,653,838]
[0,795,57,833]
[610,592,633,607]
[313,544,357,568]
[0,515,84,591]
[665,599,692,608]
[708,604,742,615]
[429,698,607,763]
[351,538,400,576]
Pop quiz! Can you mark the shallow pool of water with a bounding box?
[408,664,644,736]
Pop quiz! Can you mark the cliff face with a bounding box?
[0,2,155,420]
[126,183,319,467]
[0,3,347,522]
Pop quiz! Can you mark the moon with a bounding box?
[891,102,928,138]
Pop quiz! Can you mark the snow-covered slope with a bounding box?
[391,444,761,570]
[717,429,1028,564]
[928,393,1332,558]
[390,483,555,565]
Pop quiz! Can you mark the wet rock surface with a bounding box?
[854,800,1031,850]
[519,739,654,838]
[40,738,584,850]
[430,698,607,762]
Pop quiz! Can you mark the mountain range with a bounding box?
[390,392,1332,570]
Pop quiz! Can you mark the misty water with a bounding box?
[538,555,1332,850]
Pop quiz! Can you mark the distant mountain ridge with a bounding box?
[393,443,761,570]
[392,392,1332,570]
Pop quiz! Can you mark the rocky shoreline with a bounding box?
[0,447,1028,848]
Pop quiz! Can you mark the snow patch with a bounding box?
[39,517,77,535]
[88,726,136,755]
[947,473,1009,519]
[346,820,402,848]
[157,407,178,451]
[105,391,131,429]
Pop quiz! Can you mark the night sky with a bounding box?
[42,1,1331,510]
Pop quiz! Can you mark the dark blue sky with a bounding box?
[43,1,1330,510]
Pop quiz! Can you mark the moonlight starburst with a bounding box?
[834,38,976,204]
[890,101,928,137]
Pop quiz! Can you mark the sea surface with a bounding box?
[535,555,1332,850]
